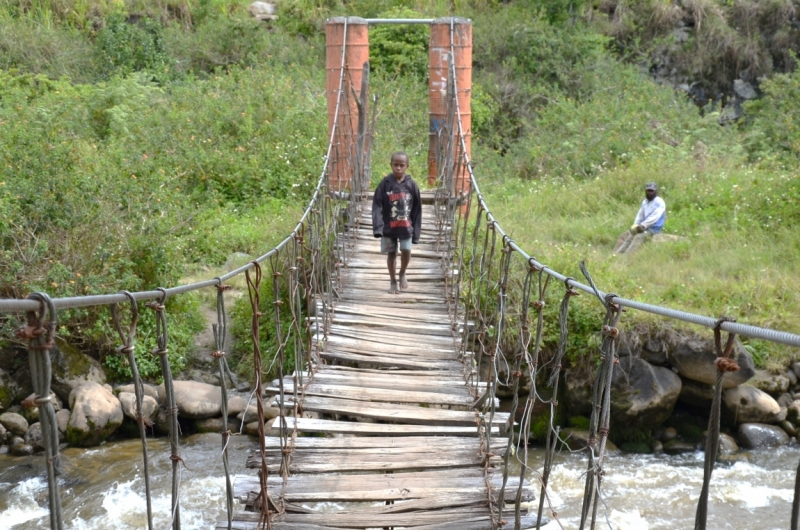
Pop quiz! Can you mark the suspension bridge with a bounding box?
[3,15,800,530]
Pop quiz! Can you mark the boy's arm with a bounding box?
[411,181,422,244]
[372,181,384,238]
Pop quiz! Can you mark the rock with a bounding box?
[560,428,619,454]
[723,386,783,425]
[794,393,800,401]
[117,392,158,422]
[792,362,800,380]
[67,382,124,447]
[778,393,795,408]
[719,100,743,124]
[733,79,757,100]
[668,339,754,388]
[0,412,29,436]
[248,1,277,20]
[678,378,715,408]
[245,420,279,437]
[718,433,738,454]
[662,440,697,455]
[641,338,669,366]
[781,420,797,437]
[0,445,7,455]
[562,369,594,417]
[738,423,790,449]
[115,384,159,402]
[750,370,790,398]
[227,396,248,417]
[787,370,798,387]
[611,358,681,427]
[237,382,251,393]
[49,338,107,404]
[23,422,44,452]
[156,381,222,419]
[788,401,800,425]
[0,368,21,411]
[55,409,70,434]
[661,427,678,442]
[154,406,172,436]
[10,442,34,456]
[651,440,663,455]
[21,392,61,423]
[237,401,280,423]
[195,417,239,434]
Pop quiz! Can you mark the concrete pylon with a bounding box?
[428,17,472,195]
[325,17,369,191]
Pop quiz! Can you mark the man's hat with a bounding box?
[645,182,658,191]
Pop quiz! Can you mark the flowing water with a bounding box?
[2,433,799,529]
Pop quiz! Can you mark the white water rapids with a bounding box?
[1,433,798,529]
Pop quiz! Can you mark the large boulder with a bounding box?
[0,368,21,411]
[560,428,619,454]
[787,400,800,426]
[24,422,44,452]
[195,417,239,434]
[67,382,123,447]
[21,392,62,423]
[238,401,280,424]
[115,383,159,402]
[668,338,754,388]
[678,378,716,408]
[611,358,682,427]
[0,412,28,436]
[156,381,222,419]
[227,396,248,417]
[117,392,158,422]
[749,370,790,398]
[738,423,790,449]
[723,386,783,425]
[50,338,107,404]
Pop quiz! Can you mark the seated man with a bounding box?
[614,182,666,254]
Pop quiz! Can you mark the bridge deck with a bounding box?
[219,200,540,529]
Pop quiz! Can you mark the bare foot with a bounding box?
[399,273,409,291]
[389,281,399,294]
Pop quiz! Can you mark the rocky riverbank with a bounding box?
[2,326,799,457]
[498,326,800,454]
[0,377,282,456]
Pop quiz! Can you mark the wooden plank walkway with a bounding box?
[219,198,543,529]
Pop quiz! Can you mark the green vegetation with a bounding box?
[0,0,798,383]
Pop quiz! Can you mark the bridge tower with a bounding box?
[428,17,472,196]
[325,16,369,192]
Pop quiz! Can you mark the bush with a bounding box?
[369,7,429,80]
[95,13,171,79]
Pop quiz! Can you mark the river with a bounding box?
[2,433,798,529]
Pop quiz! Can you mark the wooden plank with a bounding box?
[264,382,474,406]
[272,417,494,436]
[261,436,506,452]
[276,396,510,427]
[319,350,462,370]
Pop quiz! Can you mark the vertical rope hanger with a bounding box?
[211,279,235,530]
[245,261,274,530]
[16,292,63,530]
[695,318,739,530]
[146,288,184,530]
[110,291,154,530]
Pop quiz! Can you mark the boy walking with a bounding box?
[372,152,422,294]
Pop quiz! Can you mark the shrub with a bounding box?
[369,7,429,80]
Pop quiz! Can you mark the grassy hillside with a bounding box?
[0,0,798,378]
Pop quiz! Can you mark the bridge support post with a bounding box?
[428,17,472,196]
[326,16,369,193]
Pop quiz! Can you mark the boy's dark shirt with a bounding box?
[372,173,422,244]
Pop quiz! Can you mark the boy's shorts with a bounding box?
[381,236,412,254]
